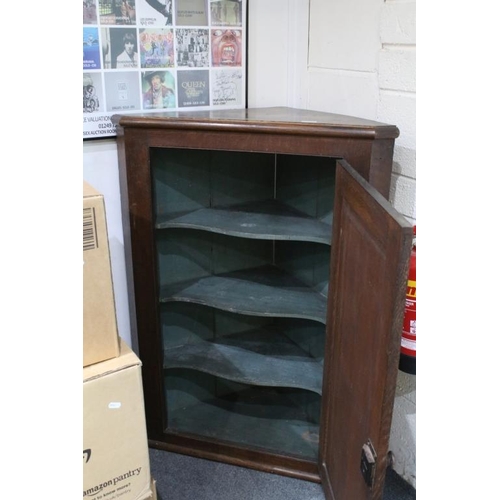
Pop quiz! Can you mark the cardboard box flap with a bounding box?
[83,340,141,383]
[83,181,101,198]
[134,479,154,500]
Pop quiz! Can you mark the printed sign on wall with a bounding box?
[83,0,246,139]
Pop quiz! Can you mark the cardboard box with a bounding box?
[83,181,120,367]
[148,479,157,500]
[83,340,152,500]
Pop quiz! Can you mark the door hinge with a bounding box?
[360,439,377,488]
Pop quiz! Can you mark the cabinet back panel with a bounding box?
[156,228,214,285]
[156,229,272,287]
[151,148,211,217]
[275,240,331,296]
[160,302,216,349]
[278,318,326,360]
[276,155,336,224]
[210,151,275,207]
[164,368,217,415]
[151,148,275,219]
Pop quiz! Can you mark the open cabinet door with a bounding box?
[319,159,413,500]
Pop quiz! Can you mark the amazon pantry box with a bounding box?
[83,340,152,500]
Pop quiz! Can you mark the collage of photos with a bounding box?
[83,0,246,138]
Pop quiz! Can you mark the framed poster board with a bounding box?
[83,0,247,139]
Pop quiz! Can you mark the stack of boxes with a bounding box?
[83,181,157,500]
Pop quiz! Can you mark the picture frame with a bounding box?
[83,0,248,139]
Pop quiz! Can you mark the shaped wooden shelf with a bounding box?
[163,328,324,394]
[156,199,332,245]
[159,265,328,324]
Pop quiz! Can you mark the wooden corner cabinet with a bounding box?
[113,107,412,500]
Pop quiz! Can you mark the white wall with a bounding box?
[83,139,131,348]
[83,0,416,488]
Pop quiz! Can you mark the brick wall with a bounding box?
[378,0,417,224]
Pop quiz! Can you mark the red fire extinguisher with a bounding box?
[399,225,416,375]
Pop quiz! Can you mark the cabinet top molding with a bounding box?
[112,106,399,140]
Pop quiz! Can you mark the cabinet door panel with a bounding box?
[319,159,412,500]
